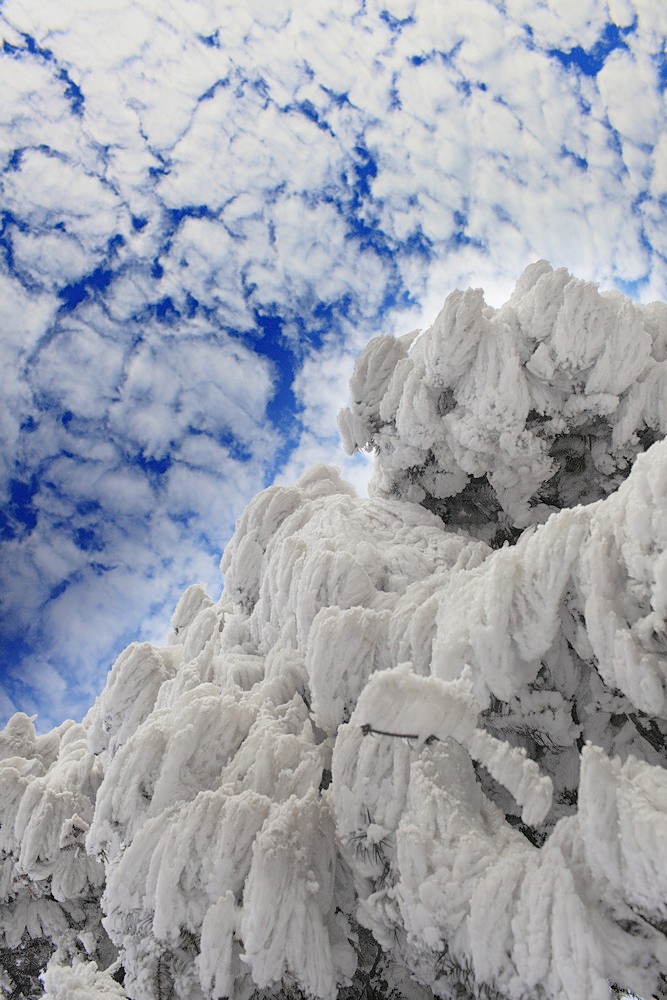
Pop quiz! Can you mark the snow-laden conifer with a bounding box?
[1,263,666,1000]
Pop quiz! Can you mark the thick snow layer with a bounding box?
[1,266,666,1000]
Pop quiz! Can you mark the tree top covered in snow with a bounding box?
[340,259,667,543]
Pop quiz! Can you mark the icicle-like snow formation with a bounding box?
[2,264,666,1000]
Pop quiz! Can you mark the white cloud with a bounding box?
[31,324,125,417]
[0,58,79,164]
[597,47,662,146]
[11,228,90,288]
[3,148,121,243]
[503,0,606,49]
[159,220,246,324]
[632,0,667,41]
[608,0,636,28]
[108,333,276,451]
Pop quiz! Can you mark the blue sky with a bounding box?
[1,0,666,730]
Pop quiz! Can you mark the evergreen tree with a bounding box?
[2,264,666,999]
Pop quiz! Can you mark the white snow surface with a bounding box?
[1,265,667,1000]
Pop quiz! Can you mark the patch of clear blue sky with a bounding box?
[547,21,634,75]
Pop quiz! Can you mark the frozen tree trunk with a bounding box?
[1,263,666,1000]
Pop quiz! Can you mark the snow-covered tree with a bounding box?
[339,259,667,544]
[1,262,666,1000]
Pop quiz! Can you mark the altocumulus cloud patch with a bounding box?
[0,0,666,728]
